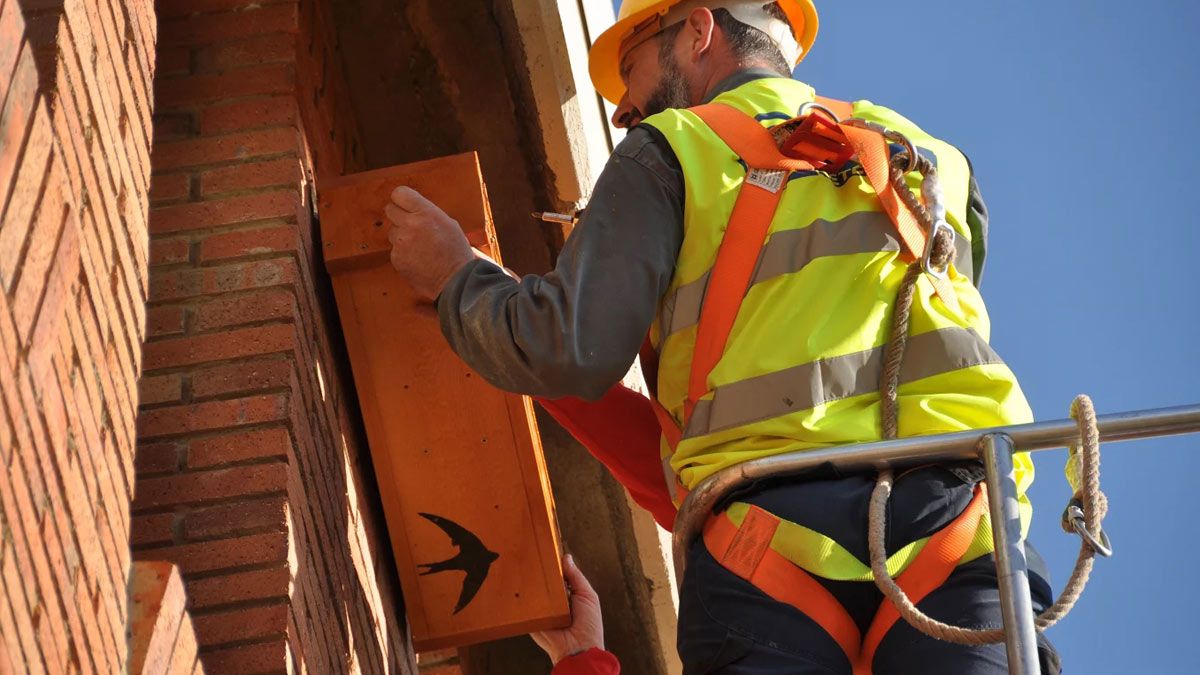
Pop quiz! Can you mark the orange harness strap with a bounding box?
[815,95,855,120]
[683,104,816,424]
[675,100,958,436]
[702,485,987,674]
[703,505,862,663]
[856,483,988,671]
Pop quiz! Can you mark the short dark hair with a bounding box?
[712,5,792,76]
[658,3,794,76]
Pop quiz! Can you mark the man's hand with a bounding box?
[384,186,475,301]
[531,555,604,665]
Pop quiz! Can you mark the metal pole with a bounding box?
[980,434,1041,675]
[674,403,1200,576]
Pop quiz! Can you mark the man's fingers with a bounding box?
[390,185,436,213]
[384,202,406,224]
[562,555,596,600]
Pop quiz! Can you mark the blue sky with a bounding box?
[790,2,1198,672]
[611,1,1200,671]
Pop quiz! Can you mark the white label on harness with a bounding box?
[746,168,787,193]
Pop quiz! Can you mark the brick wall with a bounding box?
[0,0,174,671]
[131,0,410,672]
[129,561,204,674]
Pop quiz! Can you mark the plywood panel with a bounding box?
[319,153,568,650]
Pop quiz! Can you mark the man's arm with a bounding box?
[437,127,684,400]
[964,156,988,286]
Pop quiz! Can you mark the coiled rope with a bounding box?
[867,149,1109,644]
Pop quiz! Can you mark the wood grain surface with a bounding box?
[319,152,568,650]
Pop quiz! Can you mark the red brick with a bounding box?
[195,32,295,72]
[133,463,287,510]
[152,127,297,172]
[194,288,295,332]
[146,305,186,338]
[199,95,296,135]
[150,189,297,234]
[0,0,26,82]
[142,323,294,371]
[157,0,295,20]
[169,612,201,675]
[135,393,290,439]
[0,43,38,220]
[149,237,191,266]
[152,112,195,144]
[200,639,288,674]
[129,561,189,675]
[0,293,16,375]
[138,374,184,407]
[185,565,290,610]
[27,212,80,384]
[191,603,287,648]
[130,513,176,547]
[1,548,44,674]
[133,531,289,575]
[155,62,294,108]
[200,157,300,196]
[197,224,298,263]
[150,257,297,304]
[159,4,298,47]
[0,98,52,291]
[185,495,288,540]
[10,165,67,342]
[187,426,290,469]
[156,45,191,76]
[190,358,292,401]
[135,441,182,475]
[149,173,191,204]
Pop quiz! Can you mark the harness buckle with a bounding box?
[781,110,855,171]
[921,219,956,280]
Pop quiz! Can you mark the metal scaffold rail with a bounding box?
[672,403,1200,675]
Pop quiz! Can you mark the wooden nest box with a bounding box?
[318,152,569,650]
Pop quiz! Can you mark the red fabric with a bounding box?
[537,383,676,530]
[552,648,621,675]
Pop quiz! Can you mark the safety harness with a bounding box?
[651,97,997,672]
[652,96,1110,672]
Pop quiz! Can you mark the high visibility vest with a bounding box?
[642,77,1034,574]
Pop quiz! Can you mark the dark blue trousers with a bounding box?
[677,465,1062,674]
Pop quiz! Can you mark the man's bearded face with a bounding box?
[641,40,692,119]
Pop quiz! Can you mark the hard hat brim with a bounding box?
[588,0,819,106]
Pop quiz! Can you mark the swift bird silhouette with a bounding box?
[417,512,500,614]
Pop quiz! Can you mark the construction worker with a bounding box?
[385,1,1063,672]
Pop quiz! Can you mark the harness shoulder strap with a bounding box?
[815,95,855,120]
[683,104,801,425]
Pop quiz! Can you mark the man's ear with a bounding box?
[684,7,717,63]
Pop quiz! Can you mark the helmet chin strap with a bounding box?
[658,0,803,65]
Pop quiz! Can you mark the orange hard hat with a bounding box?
[588,0,819,105]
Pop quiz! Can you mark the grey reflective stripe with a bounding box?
[660,213,974,338]
[952,228,974,285]
[683,326,1001,439]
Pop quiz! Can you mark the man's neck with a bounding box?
[699,65,789,104]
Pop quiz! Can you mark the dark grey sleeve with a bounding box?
[964,156,988,286]
[436,126,684,400]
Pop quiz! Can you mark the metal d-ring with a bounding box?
[885,130,920,174]
[797,101,841,123]
[1067,505,1114,557]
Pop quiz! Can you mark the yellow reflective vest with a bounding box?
[642,78,1034,573]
